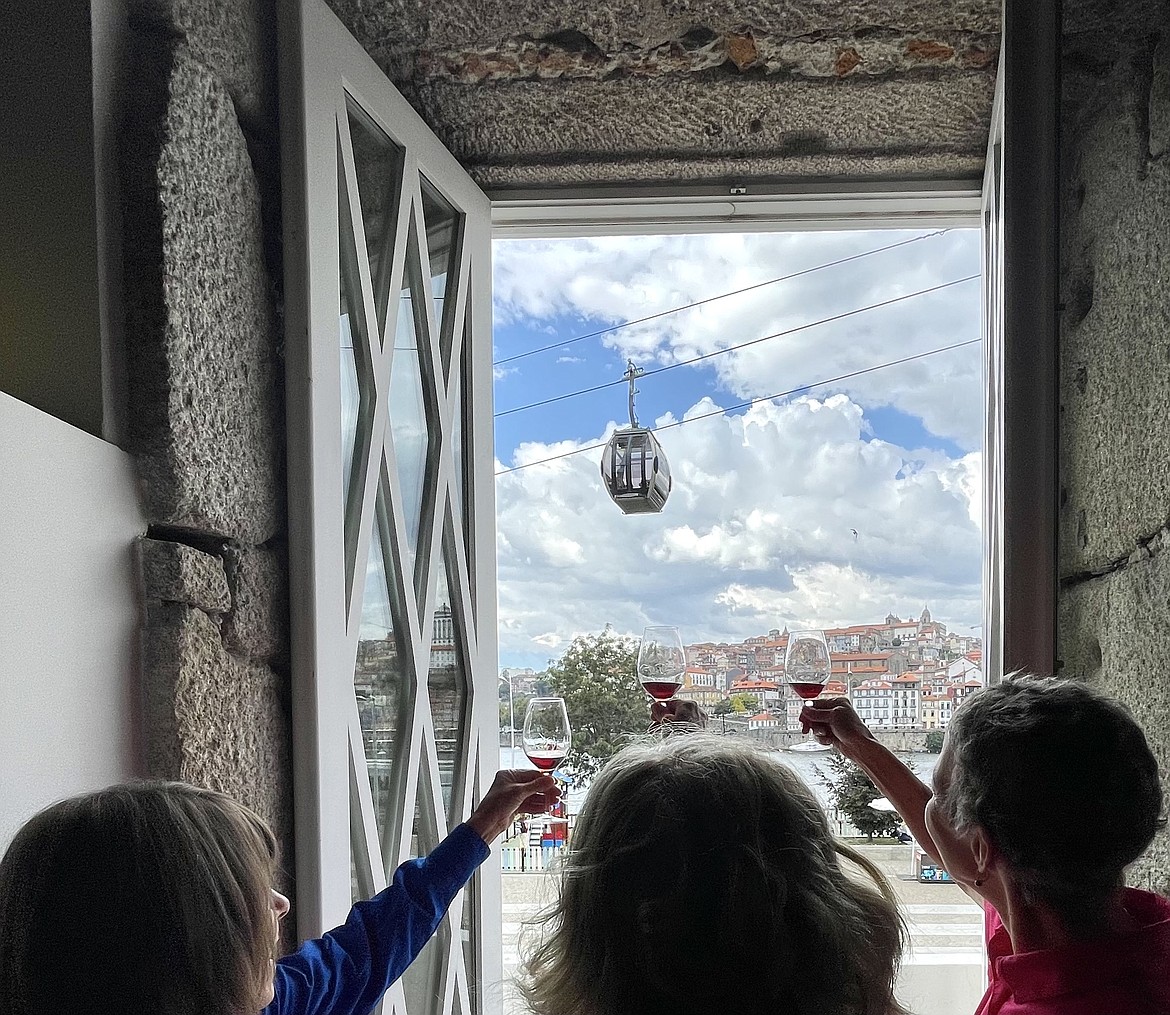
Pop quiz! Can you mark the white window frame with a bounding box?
[280,5,499,1015]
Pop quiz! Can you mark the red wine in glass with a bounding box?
[641,678,684,701]
[638,626,686,703]
[785,630,831,741]
[526,749,566,771]
[522,697,572,821]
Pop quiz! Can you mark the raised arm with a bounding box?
[268,769,557,1015]
[800,698,943,866]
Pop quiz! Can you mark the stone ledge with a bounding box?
[1058,552,1170,896]
[410,30,999,84]
[138,536,231,613]
[142,601,294,894]
[1059,42,1170,574]
[123,36,284,546]
[330,0,1001,62]
[223,544,290,664]
[128,0,276,132]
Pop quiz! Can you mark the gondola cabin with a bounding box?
[601,427,672,514]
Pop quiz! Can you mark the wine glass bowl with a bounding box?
[522,697,571,773]
[522,697,571,824]
[638,626,686,701]
[785,629,831,701]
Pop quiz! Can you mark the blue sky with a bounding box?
[493,315,970,464]
[491,229,983,669]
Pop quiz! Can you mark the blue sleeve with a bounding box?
[265,823,490,1015]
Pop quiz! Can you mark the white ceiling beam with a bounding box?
[490,181,981,237]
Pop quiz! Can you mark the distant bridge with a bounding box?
[498,724,939,753]
[749,727,937,752]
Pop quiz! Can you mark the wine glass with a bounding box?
[522,697,571,823]
[785,629,831,740]
[638,626,686,702]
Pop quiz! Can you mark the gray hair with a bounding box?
[520,735,907,1015]
[941,674,1165,935]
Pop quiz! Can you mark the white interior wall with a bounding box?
[0,391,145,848]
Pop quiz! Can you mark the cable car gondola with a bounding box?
[600,361,672,514]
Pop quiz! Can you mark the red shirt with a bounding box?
[976,889,1170,1014]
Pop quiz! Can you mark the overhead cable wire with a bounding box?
[492,230,951,367]
[494,337,980,477]
[494,274,979,419]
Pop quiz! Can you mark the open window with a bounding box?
[282,2,1057,1013]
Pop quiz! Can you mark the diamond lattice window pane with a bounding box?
[346,96,405,343]
[427,535,469,825]
[355,486,411,855]
[339,154,377,597]
[388,223,438,599]
[455,309,475,620]
[460,761,479,1015]
[419,175,462,380]
[402,770,446,1015]
[350,838,364,905]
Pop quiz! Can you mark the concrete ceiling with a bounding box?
[326,0,1001,193]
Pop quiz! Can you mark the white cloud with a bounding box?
[494,230,982,450]
[494,391,981,665]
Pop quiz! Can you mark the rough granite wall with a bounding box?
[1057,0,1170,894]
[326,0,1000,189]
[119,0,295,914]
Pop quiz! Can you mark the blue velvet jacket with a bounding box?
[264,823,489,1015]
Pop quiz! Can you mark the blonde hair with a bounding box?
[0,781,279,1015]
[520,736,907,1015]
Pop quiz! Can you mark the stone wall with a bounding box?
[1057,0,1170,893]
[119,0,294,910]
[326,0,1000,190]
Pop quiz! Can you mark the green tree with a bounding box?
[712,697,734,715]
[821,752,902,841]
[729,693,759,714]
[499,693,531,733]
[545,629,647,779]
[924,730,945,753]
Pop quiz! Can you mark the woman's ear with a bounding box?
[969,824,998,880]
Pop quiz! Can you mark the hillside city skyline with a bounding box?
[501,605,983,734]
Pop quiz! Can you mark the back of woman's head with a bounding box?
[521,735,905,1015]
[0,781,278,1015]
[944,675,1165,933]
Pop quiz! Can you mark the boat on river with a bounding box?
[784,741,832,753]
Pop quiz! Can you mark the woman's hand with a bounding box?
[465,770,560,844]
[650,699,707,731]
[799,696,875,755]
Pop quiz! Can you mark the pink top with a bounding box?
[975,888,1170,1015]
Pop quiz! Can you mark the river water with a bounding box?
[499,745,939,815]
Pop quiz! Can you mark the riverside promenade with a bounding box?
[493,845,985,1015]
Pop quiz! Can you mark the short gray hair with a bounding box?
[941,675,1164,935]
